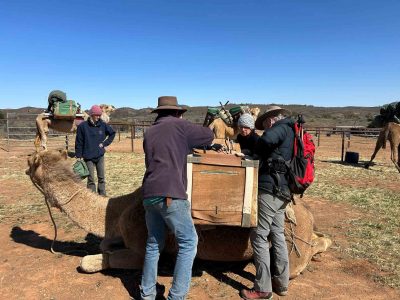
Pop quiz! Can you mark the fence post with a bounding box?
[118,127,121,142]
[341,131,345,162]
[6,113,10,151]
[317,128,321,147]
[347,132,351,149]
[131,124,134,153]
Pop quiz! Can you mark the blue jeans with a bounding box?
[141,199,198,300]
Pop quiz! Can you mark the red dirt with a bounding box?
[1,139,399,299]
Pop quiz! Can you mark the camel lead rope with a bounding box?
[29,178,85,255]
[30,179,61,254]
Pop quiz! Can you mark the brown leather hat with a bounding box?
[255,105,291,130]
[151,96,187,113]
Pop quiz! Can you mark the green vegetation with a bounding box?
[308,162,400,287]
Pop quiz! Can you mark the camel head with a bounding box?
[26,150,80,193]
[249,107,260,120]
[98,104,116,123]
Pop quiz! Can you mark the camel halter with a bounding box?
[285,221,316,258]
[29,176,86,255]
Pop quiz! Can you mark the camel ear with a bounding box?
[33,154,42,166]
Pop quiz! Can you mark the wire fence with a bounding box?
[0,113,385,164]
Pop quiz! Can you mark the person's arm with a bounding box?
[143,136,151,169]
[255,126,286,157]
[102,123,116,147]
[185,122,214,149]
[75,125,84,158]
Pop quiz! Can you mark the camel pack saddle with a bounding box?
[187,152,259,227]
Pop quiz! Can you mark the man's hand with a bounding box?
[234,152,245,157]
[210,143,223,151]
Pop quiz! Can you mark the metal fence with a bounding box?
[0,113,385,163]
[305,126,382,163]
[0,114,155,152]
[0,113,77,151]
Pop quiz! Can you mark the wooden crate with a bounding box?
[187,152,258,227]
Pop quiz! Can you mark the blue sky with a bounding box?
[0,0,399,109]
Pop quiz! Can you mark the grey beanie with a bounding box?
[238,113,255,129]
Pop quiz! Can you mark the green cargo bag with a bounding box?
[73,160,90,179]
[229,106,244,117]
[53,100,78,120]
[207,107,220,117]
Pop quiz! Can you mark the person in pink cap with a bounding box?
[75,105,115,196]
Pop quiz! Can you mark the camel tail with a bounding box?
[34,114,47,150]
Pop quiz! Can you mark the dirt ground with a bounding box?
[1,135,399,300]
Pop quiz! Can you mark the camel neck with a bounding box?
[43,180,107,237]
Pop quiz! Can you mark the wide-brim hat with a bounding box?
[255,105,291,130]
[151,96,187,113]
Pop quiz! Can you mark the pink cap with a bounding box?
[89,105,102,116]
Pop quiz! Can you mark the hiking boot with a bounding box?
[240,288,273,300]
[272,282,288,296]
[273,286,288,296]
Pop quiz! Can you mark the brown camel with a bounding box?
[208,107,260,139]
[26,150,331,279]
[365,122,400,172]
[34,104,115,151]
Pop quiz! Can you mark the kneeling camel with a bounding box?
[26,150,331,279]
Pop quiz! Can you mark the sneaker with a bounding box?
[272,286,288,296]
[240,288,273,300]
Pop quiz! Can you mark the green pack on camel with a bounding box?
[206,103,249,127]
[47,90,80,120]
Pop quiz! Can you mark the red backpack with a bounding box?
[286,116,316,197]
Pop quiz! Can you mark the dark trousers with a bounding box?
[85,156,106,196]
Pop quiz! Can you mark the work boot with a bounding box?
[271,280,288,296]
[240,288,273,300]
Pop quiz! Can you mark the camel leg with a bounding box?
[35,115,49,151]
[80,249,144,273]
[392,143,400,173]
[398,144,400,172]
[365,134,383,169]
[34,133,41,152]
[311,232,332,256]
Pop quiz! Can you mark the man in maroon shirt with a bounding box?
[141,96,213,300]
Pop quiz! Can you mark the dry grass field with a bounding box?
[0,133,399,299]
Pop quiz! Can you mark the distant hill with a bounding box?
[0,104,380,127]
[108,103,379,127]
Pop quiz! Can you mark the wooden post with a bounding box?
[347,132,351,149]
[6,113,10,151]
[317,128,321,147]
[130,125,134,153]
[118,127,121,142]
[341,131,345,162]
